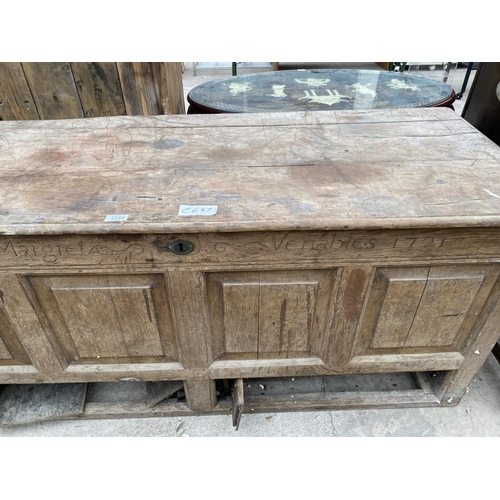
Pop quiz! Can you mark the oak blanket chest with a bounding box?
[1,108,500,424]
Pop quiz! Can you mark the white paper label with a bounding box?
[178,205,218,216]
[104,214,129,222]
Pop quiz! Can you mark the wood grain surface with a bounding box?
[0,63,39,120]
[1,108,500,235]
[0,62,185,122]
[22,62,84,120]
[71,62,126,118]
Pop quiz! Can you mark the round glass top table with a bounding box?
[187,69,456,114]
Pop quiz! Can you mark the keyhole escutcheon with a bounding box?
[168,239,194,255]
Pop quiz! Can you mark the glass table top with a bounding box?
[187,69,456,113]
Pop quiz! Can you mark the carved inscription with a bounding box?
[0,240,144,265]
[88,244,144,256]
[213,233,446,255]
[0,229,498,270]
[0,240,85,263]
[393,236,446,249]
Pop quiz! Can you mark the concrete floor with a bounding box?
[2,62,499,438]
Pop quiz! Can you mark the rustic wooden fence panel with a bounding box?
[0,62,185,121]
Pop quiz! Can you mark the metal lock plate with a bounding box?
[168,239,194,255]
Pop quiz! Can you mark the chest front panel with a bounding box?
[1,228,499,383]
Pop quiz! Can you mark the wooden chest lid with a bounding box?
[1,108,500,235]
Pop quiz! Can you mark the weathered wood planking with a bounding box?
[0,63,39,120]
[0,383,87,426]
[151,62,186,115]
[117,62,160,116]
[1,108,500,235]
[71,63,126,118]
[117,62,186,116]
[22,62,85,120]
[0,62,185,121]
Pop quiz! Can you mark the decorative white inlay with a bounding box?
[350,83,377,98]
[228,83,252,96]
[294,78,330,87]
[387,79,420,92]
[299,89,351,106]
[266,85,287,98]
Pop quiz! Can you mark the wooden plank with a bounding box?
[405,270,484,348]
[0,106,465,133]
[70,62,126,118]
[325,267,373,365]
[370,268,429,349]
[208,351,463,379]
[54,286,130,360]
[3,109,500,236]
[21,62,84,119]
[231,378,244,430]
[222,279,260,355]
[5,229,500,271]
[184,379,217,412]
[80,400,197,419]
[146,380,184,408]
[349,352,464,371]
[152,62,186,115]
[167,271,216,411]
[167,271,213,369]
[258,278,317,356]
[0,383,87,426]
[0,362,189,384]
[242,389,440,412]
[0,62,39,120]
[116,62,159,116]
[0,274,67,373]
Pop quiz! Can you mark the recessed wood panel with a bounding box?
[29,274,177,365]
[370,268,428,349]
[207,270,336,361]
[0,307,32,365]
[405,271,484,348]
[356,265,500,358]
[0,337,13,360]
[222,281,260,353]
[258,281,317,354]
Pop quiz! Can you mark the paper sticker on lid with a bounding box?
[178,205,218,216]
